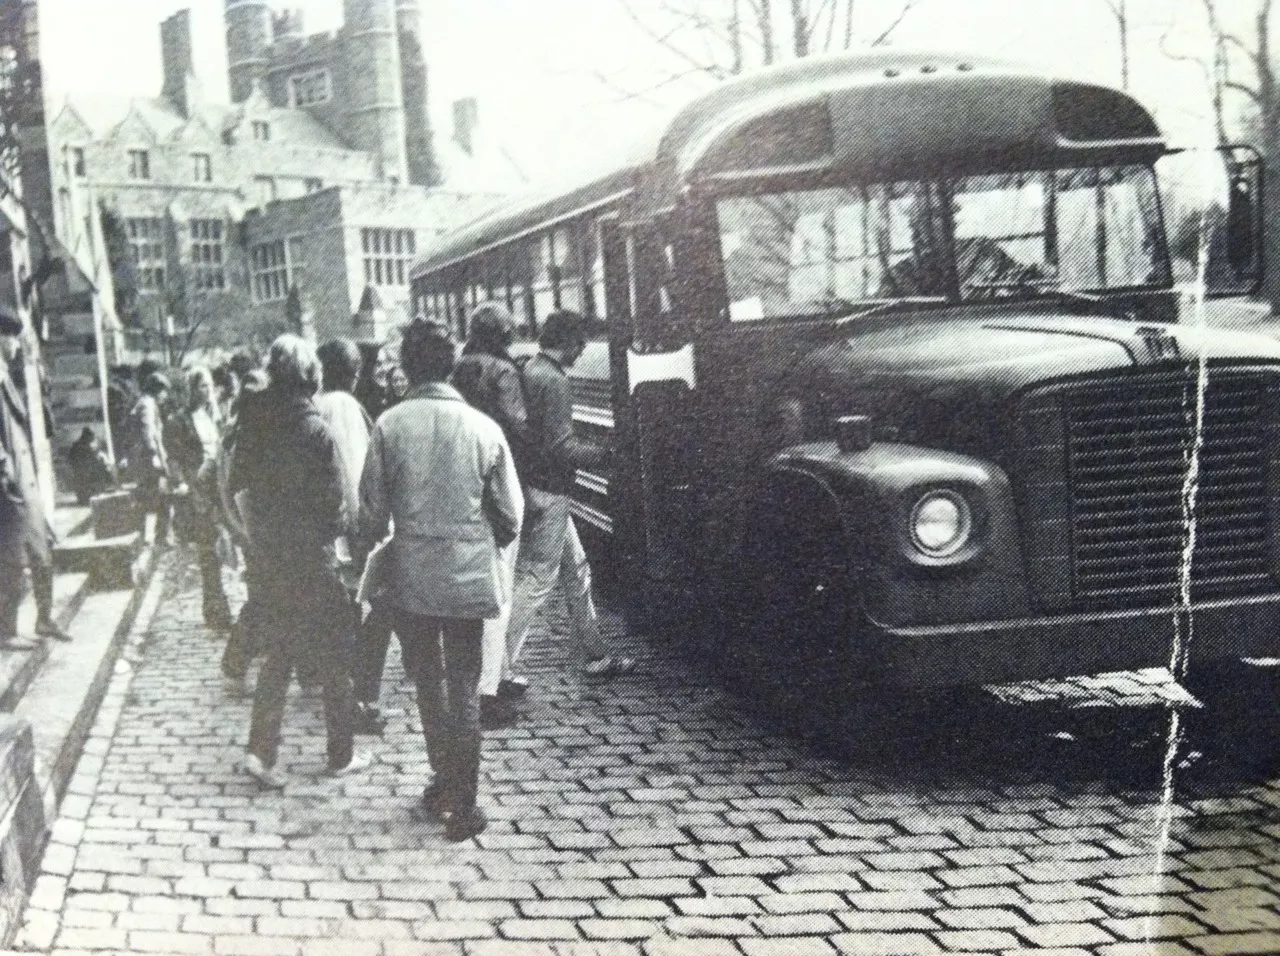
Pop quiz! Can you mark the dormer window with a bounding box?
[289,69,331,108]
[252,121,271,142]
[70,147,85,177]
[128,149,150,180]
[192,153,212,183]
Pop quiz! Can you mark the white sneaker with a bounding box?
[329,750,374,777]
[243,753,287,789]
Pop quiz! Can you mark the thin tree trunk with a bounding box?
[731,0,743,72]
[759,0,775,64]
[843,0,855,48]
[790,0,809,56]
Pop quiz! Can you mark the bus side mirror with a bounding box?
[1225,153,1262,282]
[1157,145,1264,298]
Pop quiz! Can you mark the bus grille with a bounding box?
[1061,369,1274,602]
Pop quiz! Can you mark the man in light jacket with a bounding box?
[359,320,523,842]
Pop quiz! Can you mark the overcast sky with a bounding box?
[36,0,1230,183]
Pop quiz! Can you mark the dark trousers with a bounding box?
[27,544,53,626]
[354,602,395,705]
[247,621,355,771]
[0,546,54,637]
[197,539,230,629]
[0,561,22,637]
[222,549,266,681]
[393,610,484,815]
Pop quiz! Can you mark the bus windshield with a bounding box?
[716,164,1169,322]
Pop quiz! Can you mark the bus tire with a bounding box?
[727,472,863,724]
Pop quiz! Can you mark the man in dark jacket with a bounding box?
[229,334,370,788]
[452,302,530,728]
[503,310,634,686]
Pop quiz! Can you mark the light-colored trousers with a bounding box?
[505,487,608,672]
[478,540,518,697]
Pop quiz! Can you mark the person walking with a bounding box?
[359,320,522,842]
[0,310,66,649]
[451,302,530,728]
[169,365,231,631]
[314,338,383,735]
[229,335,370,788]
[504,310,634,685]
[126,370,173,546]
[218,365,268,695]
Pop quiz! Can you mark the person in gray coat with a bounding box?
[359,320,523,842]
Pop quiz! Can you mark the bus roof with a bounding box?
[412,50,1164,280]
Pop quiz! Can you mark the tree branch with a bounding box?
[868,0,919,47]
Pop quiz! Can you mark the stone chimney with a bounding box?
[273,8,305,42]
[160,9,200,118]
[452,98,478,156]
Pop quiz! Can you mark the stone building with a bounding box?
[32,0,522,452]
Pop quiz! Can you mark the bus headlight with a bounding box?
[909,490,972,558]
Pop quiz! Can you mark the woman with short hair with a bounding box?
[170,365,231,630]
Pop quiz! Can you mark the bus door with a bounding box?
[603,218,702,616]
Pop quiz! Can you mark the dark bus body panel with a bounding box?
[410,50,1280,694]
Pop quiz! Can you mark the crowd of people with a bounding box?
[65,304,637,842]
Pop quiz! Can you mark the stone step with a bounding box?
[0,572,90,714]
[53,532,141,590]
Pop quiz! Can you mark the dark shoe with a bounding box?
[35,619,72,642]
[497,678,528,700]
[204,603,232,633]
[422,780,448,813]
[480,695,518,729]
[444,806,487,842]
[353,703,386,736]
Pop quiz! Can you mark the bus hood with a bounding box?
[786,310,1280,463]
[803,312,1280,397]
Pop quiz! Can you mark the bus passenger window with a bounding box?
[533,234,557,322]
[586,220,607,325]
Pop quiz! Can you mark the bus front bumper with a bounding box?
[865,591,1280,688]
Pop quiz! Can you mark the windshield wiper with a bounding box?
[965,279,1132,318]
[828,296,949,328]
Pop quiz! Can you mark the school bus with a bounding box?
[410,51,1273,703]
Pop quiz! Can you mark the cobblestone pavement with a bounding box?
[13,551,1280,956]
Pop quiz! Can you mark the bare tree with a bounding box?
[1100,0,1131,88]
[608,0,922,90]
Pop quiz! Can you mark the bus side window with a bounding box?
[553,224,586,317]
[532,232,557,323]
[587,217,608,328]
[506,240,536,338]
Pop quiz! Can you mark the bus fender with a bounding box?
[758,441,1034,627]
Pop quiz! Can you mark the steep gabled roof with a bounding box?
[105,102,160,144]
[56,94,355,154]
[49,100,94,141]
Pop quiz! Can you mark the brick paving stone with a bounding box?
[213,937,304,955]
[829,931,944,954]
[25,553,1280,956]
[1014,921,1117,948]
[935,929,1022,950]
[935,907,1028,930]
[739,938,839,955]
[1188,932,1280,955]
